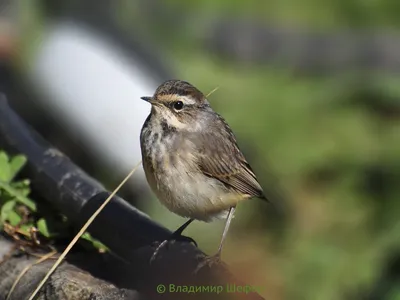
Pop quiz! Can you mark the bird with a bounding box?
[139,79,266,271]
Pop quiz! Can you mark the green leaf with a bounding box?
[1,200,16,222]
[81,232,92,241]
[92,240,109,252]
[9,155,27,182]
[0,152,10,182]
[0,181,36,211]
[10,180,31,196]
[81,232,108,252]
[19,224,33,237]
[7,210,21,226]
[37,218,51,238]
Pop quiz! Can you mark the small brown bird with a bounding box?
[140,80,266,270]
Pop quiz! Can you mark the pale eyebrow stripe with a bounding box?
[157,94,196,105]
[180,95,196,105]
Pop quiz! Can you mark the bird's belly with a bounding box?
[147,164,237,222]
[141,125,241,222]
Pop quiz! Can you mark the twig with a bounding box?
[27,161,142,300]
[7,250,57,300]
[206,86,219,98]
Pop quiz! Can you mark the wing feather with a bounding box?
[192,117,266,200]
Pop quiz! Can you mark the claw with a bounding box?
[150,240,160,248]
[149,234,197,263]
[194,253,221,273]
[177,235,198,247]
[150,239,169,263]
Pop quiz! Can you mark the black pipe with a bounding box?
[0,94,170,245]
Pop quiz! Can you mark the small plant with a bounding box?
[0,150,107,252]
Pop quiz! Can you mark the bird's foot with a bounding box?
[150,234,197,263]
[194,253,222,273]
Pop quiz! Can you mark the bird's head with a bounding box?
[141,80,211,130]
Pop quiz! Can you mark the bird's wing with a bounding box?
[193,127,266,200]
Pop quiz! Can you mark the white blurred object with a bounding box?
[28,21,164,194]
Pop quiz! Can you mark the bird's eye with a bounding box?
[173,101,184,110]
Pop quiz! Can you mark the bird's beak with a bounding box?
[140,96,153,103]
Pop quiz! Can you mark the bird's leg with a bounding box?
[195,206,236,273]
[150,219,196,263]
[171,218,196,241]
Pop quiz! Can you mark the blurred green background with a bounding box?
[12,0,400,299]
